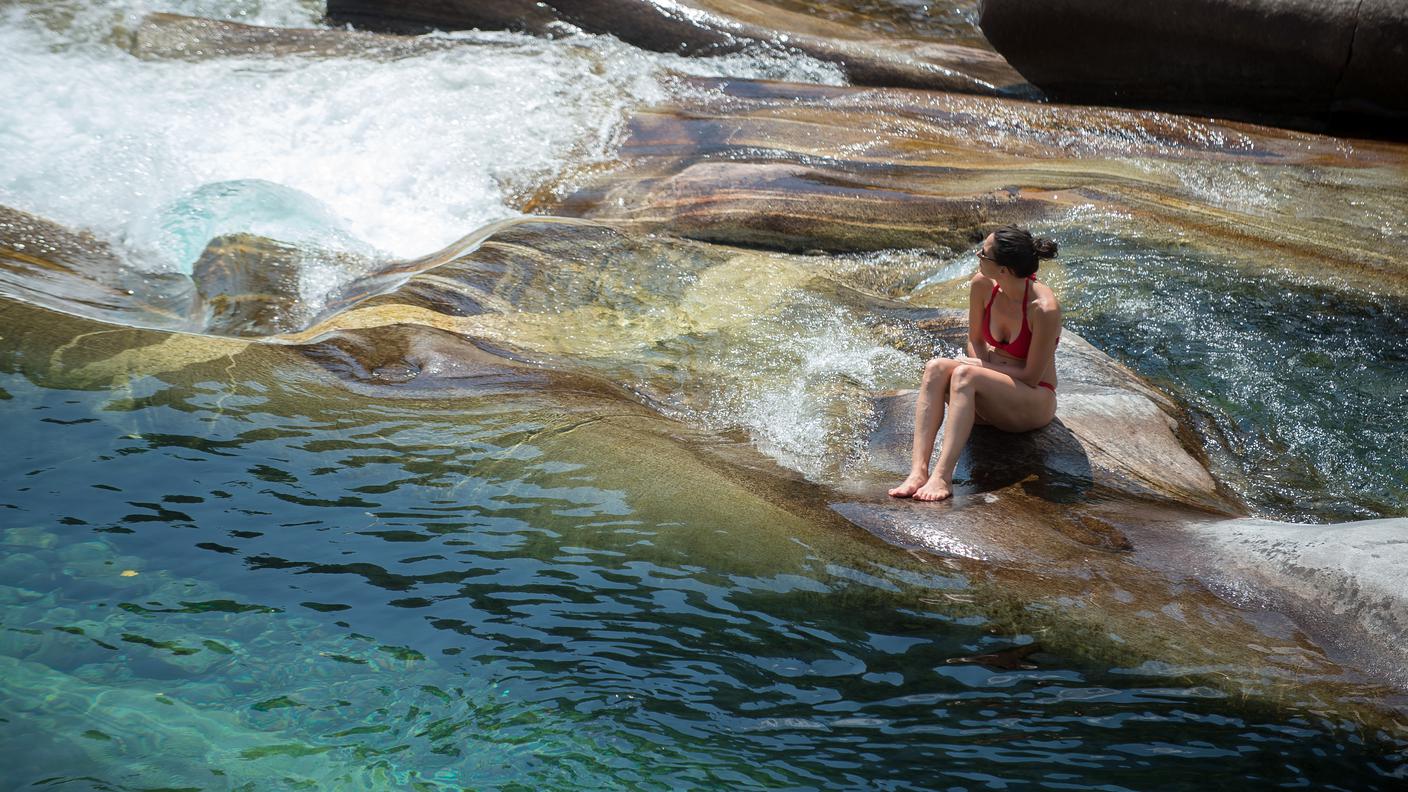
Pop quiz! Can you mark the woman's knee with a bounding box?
[922,357,957,383]
[949,364,979,393]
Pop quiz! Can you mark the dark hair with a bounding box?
[991,224,1058,277]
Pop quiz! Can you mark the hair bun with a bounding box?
[1033,237,1058,259]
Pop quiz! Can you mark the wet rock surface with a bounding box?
[4,4,1408,780]
[0,206,196,330]
[549,76,1408,294]
[326,0,1035,96]
[129,12,468,60]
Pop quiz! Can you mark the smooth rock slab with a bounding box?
[549,77,1408,294]
[328,0,1036,96]
[1114,512,1408,690]
[563,161,1057,252]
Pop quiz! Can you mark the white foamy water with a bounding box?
[700,302,916,480]
[0,0,843,276]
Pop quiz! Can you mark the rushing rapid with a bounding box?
[0,0,842,303]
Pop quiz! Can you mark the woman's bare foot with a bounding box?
[913,478,953,502]
[888,470,929,498]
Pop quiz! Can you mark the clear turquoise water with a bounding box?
[1056,232,1408,522]
[3,356,1406,789]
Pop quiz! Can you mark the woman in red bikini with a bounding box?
[889,225,1061,502]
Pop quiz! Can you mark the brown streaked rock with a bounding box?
[191,233,306,337]
[326,0,1037,97]
[0,206,196,331]
[563,161,1058,252]
[547,77,1408,294]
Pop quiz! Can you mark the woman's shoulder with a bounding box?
[1029,279,1062,316]
[968,272,995,292]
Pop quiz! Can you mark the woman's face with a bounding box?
[976,233,1000,278]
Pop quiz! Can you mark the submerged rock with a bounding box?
[978,0,1408,134]
[0,206,195,331]
[326,0,1036,97]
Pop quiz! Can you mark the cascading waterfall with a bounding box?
[0,0,843,315]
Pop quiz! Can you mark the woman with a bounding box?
[889,225,1061,501]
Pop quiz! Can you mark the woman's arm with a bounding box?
[1009,302,1060,388]
[965,274,992,362]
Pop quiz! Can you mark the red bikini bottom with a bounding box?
[1038,381,1055,392]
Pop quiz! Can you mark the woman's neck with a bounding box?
[994,273,1026,299]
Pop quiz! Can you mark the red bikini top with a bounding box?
[982,276,1048,359]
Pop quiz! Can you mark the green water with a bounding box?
[1050,230,1408,521]
[3,355,1406,788]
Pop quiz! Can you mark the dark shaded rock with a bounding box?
[191,234,305,337]
[977,0,1408,134]
[327,0,1037,97]
[1341,0,1408,123]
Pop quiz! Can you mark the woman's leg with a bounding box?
[889,358,961,497]
[913,365,1055,502]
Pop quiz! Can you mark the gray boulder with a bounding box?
[978,0,1408,132]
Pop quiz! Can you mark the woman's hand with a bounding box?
[956,355,984,367]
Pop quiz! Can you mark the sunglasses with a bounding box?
[976,249,996,262]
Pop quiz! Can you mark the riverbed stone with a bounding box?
[5,207,1408,730]
[129,12,469,60]
[549,76,1408,294]
[561,161,1056,252]
[327,0,1036,97]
